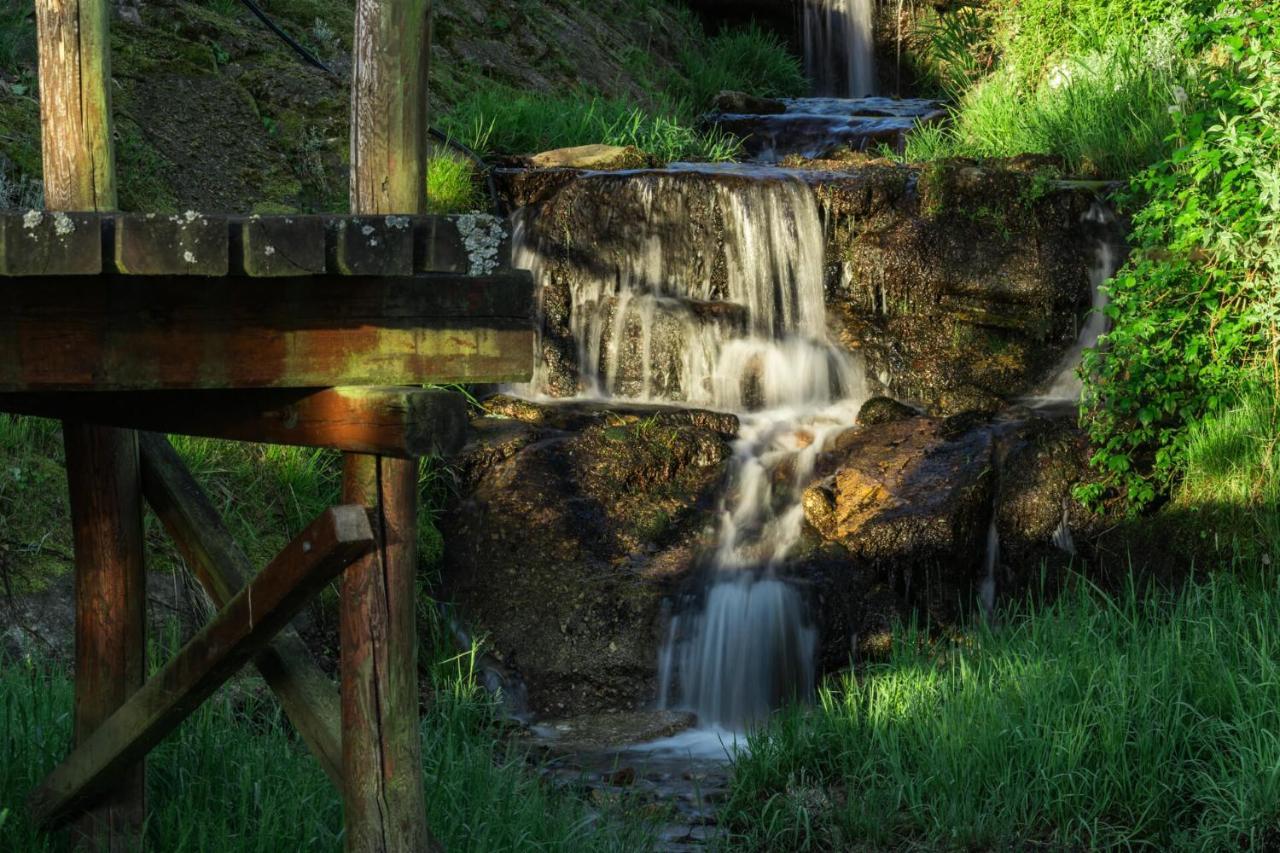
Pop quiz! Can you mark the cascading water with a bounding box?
[802,0,877,98]
[513,167,869,730]
[1042,202,1123,400]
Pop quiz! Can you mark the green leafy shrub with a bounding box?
[426,152,481,214]
[1081,5,1280,508]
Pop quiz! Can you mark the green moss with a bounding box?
[115,120,179,213]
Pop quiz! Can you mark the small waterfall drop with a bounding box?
[802,0,877,98]
[979,520,1000,620]
[1043,202,1123,400]
[513,168,869,730]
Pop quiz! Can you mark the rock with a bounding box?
[526,144,651,171]
[709,90,787,115]
[438,399,737,716]
[529,709,697,753]
[801,416,996,625]
[856,396,916,426]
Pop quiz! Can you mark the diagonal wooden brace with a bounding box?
[27,506,375,830]
[138,432,345,785]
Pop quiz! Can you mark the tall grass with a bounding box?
[679,24,807,107]
[903,36,1184,176]
[439,88,741,163]
[0,657,655,851]
[725,568,1280,850]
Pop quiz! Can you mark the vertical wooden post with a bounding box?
[345,1,435,850]
[35,0,143,849]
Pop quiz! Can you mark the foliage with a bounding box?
[916,5,997,99]
[0,0,35,77]
[0,651,655,851]
[678,24,807,108]
[904,35,1185,176]
[426,151,483,214]
[1080,5,1280,508]
[725,566,1280,850]
[438,87,741,163]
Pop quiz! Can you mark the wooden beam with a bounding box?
[137,433,344,786]
[28,506,375,831]
[62,424,146,848]
[343,0,436,848]
[340,455,435,853]
[0,272,534,392]
[35,0,140,845]
[0,387,471,458]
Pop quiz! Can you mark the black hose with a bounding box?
[237,0,502,216]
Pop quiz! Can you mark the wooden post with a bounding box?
[34,0,140,848]
[345,1,436,850]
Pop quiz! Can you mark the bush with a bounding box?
[680,24,807,108]
[1080,5,1280,508]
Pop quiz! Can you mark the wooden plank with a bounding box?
[340,455,434,853]
[416,215,511,276]
[137,433,344,786]
[28,506,375,830]
[0,212,102,276]
[0,271,535,391]
[113,213,229,276]
[330,216,414,276]
[236,215,327,277]
[0,387,470,458]
[62,424,146,848]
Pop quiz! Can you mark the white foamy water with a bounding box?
[802,0,877,98]
[513,170,870,731]
[1041,202,1123,401]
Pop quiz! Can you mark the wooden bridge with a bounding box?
[5,0,531,850]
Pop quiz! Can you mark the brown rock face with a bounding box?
[438,398,736,715]
[801,417,996,626]
[526,144,652,171]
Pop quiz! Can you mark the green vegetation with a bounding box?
[0,657,653,851]
[437,24,804,164]
[1081,6,1280,508]
[726,572,1280,850]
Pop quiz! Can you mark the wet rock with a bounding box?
[709,90,787,115]
[526,144,651,171]
[531,709,698,752]
[856,396,916,426]
[801,416,996,625]
[438,399,737,715]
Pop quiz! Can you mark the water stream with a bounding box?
[801,0,877,98]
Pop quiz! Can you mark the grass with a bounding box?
[427,152,484,214]
[438,88,742,164]
[725,568,1280,851]
[0,657,656,851]
[903,35,1185,176]
[0,414,653,850]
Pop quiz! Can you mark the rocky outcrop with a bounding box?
[526,144,653,171]
[438,396,737,715]
[501,163,1108,415]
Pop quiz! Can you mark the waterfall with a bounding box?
[1042,202,1123,400]
[512,168,869,729]
[979,520,999,620]
[802,0,877,98]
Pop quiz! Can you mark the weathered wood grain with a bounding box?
[28,506,375,830]
[138,433,344,786]
[236,215,327,277]
[0,212,102,276]
[62,424,147,847]
[340,455,436,853]
[0,272,535,391]
[0,387,470,457]
[330,215,415,276]
[113,213,229,276]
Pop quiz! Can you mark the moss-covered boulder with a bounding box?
[438,396,737,715]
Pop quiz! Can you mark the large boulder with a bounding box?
[800,416,997,626]
[438,396,737,716]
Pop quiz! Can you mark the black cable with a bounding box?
[237,0,502,216]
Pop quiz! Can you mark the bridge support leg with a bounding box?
[63,424,146,850]
[339,454,435,852]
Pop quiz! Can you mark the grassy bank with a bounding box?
[723,379,1280,850]
[0,661,653,851]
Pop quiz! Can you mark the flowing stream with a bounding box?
[513,166,869,733]
[801,0,877,98]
